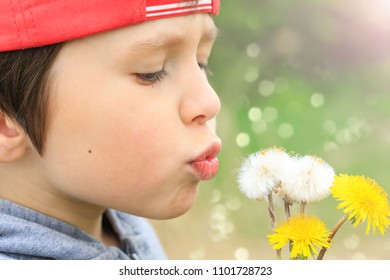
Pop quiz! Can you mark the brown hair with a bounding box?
[0,43,64,155]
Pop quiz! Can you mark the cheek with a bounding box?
[97,119,199,218]
[105,115,174,184]
[42,93,189,213]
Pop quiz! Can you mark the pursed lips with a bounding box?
[189,140,222,180]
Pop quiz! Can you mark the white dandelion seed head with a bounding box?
[281,155,335,204]
[237,147,293,200]
[273,181,295,205]
[272,184,289,206]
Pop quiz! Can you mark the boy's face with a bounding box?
[38,13,221,219]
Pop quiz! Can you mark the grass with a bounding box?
[152,0,390,260]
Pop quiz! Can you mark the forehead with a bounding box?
[65,13,217,54]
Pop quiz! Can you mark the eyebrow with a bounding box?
[128,25,219,53]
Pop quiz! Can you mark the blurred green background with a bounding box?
[151,0,390,259]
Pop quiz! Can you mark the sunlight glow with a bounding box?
[359,0,390,28]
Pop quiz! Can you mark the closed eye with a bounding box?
[135,63,210,85]
[135,69,168,85]
[199,63,212,76]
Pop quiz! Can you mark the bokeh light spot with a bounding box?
[258,80,276,97]
[209,189,222,204]
[336,129,353,144]
[278,123,294,139]
[243,66,259,83]
[189,249,205,260]
[311,92,325,108]
[350,252,368,260]
[343,234,360,250]
[236,133,251,147]
[225,197,242,211]
[248,107,262,122]
[324,141,339,152]
[322,120,337,135]
[234,247,249,260]
[246,43,261,58]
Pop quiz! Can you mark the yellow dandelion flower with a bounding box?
[267,215,331,259]
[330,174,390,235]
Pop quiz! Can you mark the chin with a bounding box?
[155,187,199,219]
[165,205,193,219]
[152,199,195,220]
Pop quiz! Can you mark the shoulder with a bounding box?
[106,209,167,260]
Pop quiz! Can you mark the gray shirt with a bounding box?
[0,199,166,260]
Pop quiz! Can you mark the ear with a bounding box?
[0,113,28,162]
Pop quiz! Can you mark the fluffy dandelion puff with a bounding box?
[237,147,293,200]
[281,155,335,204]
[267,215,331,259]
[331,174,390,235]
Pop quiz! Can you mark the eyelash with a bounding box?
[135,63,211,85]
[199,63,212,75]
[135,69,168,84]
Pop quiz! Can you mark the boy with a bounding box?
[0,0,221,259]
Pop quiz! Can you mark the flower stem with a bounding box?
[317,215,348,260]
[267,193,282,260]
[284,201,292,254]
[284,201,291,219]
[267,193,276,231]
[300,202,306,214]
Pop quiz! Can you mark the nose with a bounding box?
[179,65,221,126]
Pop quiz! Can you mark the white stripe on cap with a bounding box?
[146,0,213,18]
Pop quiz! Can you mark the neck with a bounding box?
[0,155,116,246]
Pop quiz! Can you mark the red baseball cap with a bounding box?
[0,0,220,52]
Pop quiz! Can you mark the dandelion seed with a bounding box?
[267,215,331,259]
[281,155,335,204]
[330,174,390,235]
[237,147,293,200]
